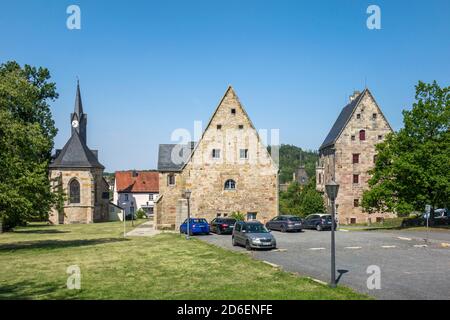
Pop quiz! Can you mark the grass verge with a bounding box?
[0,221,369,300]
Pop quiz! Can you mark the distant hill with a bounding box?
[269,144,319,184]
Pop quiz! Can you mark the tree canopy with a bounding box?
[280,180,325,217]
[362,81,450,216]
[0,61,59,230]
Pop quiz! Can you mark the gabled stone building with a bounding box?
[155,86,279,230]
[316,89,395,224]
[49,82,110,224]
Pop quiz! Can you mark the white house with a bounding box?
[113,170,159,218]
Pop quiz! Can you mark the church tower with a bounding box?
[49,82,110,224]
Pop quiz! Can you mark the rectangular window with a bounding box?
[353,174,359,184]
[238,125,244,130]
[217,124,222,130]
[247,212,257,221]
[318,174,322,184]
[125,194,129,201]
[372,113,377,120]
[212,149,221,159]
[231,108,236,115]
[359,130,366,141]
[149,194,154,201]
[378,135,383,140]
[168,174,175,186]
[352,154,359,164]
[354,199,359,207]
[356,114,361,119]
[351,135,355,141]
[350,218,357,224]
[240,149,248,159]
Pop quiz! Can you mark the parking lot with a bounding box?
[197,229,450,300]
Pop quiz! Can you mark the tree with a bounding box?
[268,144,319,183]
[362,81,450,218]
[0,61,59,230]
[280,180,325,217]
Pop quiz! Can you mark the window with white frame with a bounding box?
[212,149,221,159]
[224,179,236,190]
[240,149,249,159]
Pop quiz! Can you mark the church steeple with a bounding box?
[71,80,87,143]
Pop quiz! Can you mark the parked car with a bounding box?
[210,217,237,234]
[302,214,334,231]
[422,209,449,226]
[179,218,210,235]
[266,215,303,232]
[232,221,276,250]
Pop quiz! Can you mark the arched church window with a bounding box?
[69,179,81,204]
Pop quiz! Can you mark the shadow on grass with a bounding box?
[0,280,63,300]
[14,229,71,235]
[0,237,129,252]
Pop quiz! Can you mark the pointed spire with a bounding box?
[74,79,83,116]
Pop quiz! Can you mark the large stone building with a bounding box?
[316,89,395,224]
[49,82,110,224]
[155,86,279,230]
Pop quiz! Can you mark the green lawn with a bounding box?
[0,221,369,300]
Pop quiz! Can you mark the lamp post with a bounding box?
[184,189,192,240]
[325,180,339,288]
[122,202,128,238]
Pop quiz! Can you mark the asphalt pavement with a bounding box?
[197,228,450,300]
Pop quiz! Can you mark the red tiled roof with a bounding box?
[115,171,159,193]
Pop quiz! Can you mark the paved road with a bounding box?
[197,229,450,300]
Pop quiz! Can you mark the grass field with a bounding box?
[0,221,369,300]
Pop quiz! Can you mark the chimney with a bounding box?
[349,90,361,102]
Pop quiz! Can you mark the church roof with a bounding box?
[319,89,366,150]
[157,142,195,172]
[115,171,159,193]
[49,132,104,169]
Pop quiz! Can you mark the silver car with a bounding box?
[232,221,277,250]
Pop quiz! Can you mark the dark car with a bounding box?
[210,218,237,234]
[266,215,303,232]
[232,221,276,250]
[303,214,334,231]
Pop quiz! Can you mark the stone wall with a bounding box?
[49,168,109,224]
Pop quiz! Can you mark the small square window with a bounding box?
[378,135,383,140]
[351,135,356,141]
[212,149,221,159]
[240,149,249,159]
[231,108,236,115]
[217,124,222,130]
[356,114,361,119]
[238,125,244,130]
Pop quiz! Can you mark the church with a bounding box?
[48,82,110,224]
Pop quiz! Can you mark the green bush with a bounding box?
[231,211,245,221]
[136,209,146,219]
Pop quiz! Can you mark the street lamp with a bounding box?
[184,189,192,240]
[325,180,339,288]
[121,202,128,238]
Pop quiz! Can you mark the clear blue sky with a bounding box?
[1,0,449,172]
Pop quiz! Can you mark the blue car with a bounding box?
[179,218,210,235]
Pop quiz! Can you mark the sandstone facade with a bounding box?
[156,87,279,230]
[316,89,395,224]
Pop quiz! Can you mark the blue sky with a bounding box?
[1,0,449,172]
